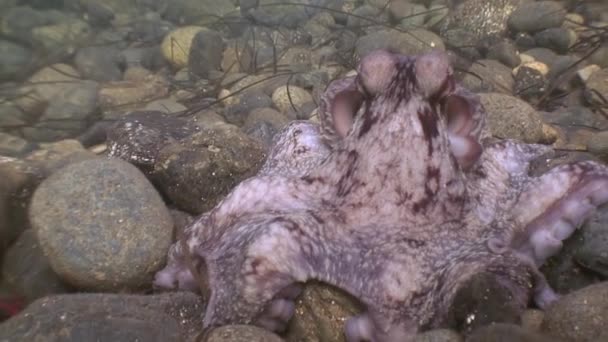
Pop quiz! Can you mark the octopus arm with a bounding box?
[509,161,608,267]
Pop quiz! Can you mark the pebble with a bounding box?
[0,292,204,342]
[467,323,557,342]
[541,282,608,342]
[271,85,313,115]
[160,25,206,68]
[207,325,283,342]
[478,93,548,143]
[29,157,173,291]
[74,46,124,82]
[2,229,69,302]
[508,1,566,33]
[0,40,32,80]
[583,68,608,106]
[152,123,265,214]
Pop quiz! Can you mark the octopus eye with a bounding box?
[445,95,473,135]
[444,94,482,169]
[330,88,364,137]
[414,50,453,100]
[357,50,397,96]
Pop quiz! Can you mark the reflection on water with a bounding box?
[0,0,607,341]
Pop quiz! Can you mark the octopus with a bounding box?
[154,50,608,341]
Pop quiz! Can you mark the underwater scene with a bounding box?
[0,0,607,341]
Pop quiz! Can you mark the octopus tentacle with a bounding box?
[509,161,608,267]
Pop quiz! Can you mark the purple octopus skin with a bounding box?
[153,50,608,341]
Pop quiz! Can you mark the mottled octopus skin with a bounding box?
[154,50,608,341]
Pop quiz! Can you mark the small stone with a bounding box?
[533,27,576,54]
[487,40,520,68]
[468,323,556,342]
[29,158,173,291]
[479,93,548,143]
[521,309,545,332]
[541,282,608,342]
[31,18,90,53]
[188,29,224,78]
[460,59,514,93]
[586,130,608,161]
[0,40,32,80]
[356,29,445,60]
[74,46,124,82]
[577,64,601,83]
[152,123,265,214]
[207,325,283,342]
[2,230,70,302]
[271,85,313,115]
[284,282,361,342]
[583,68,608,106]
[0,292,204,342]
[14,63,81,114]
[107,111,198,173]
[160,26,205,68]
[508,1,566,33]
[414,329,462,342]
[0,133,33,157]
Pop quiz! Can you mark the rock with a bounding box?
[22,80,99,142]
[31,17,90,53]
[74,46,124,82]
[24,139,97,175]
[0,292,205,341]
[460,59,514,93]
[590,46,608,69]
[14,63,81,115]
[440,0,524,40]
[467,323,557,342]
[152,123,266,214]
[144,98,188,114]
[0,159,38,252]
[583,68,608,107]
[0,102,27,130]
[98,72,169,119]
[243,107,289,147]
[160,26,205,68]
[533,28,576,54]
[521,309,545,332]
[207,325,283,342]
[224,91,273,126]
[573,206,608,277]
[445,273,525,335]
[542,106,608,131]
[163,0,237,26]
[188,29,224,78]
[0,6,49,43]
[389,1,427,28]
[541,282,608,342]
[29,158,173,291]
[271,85,313,116]
[284,282,361,342]
[356,29,445,60]
[522,48,557,66]
[414,329,463,342]
[586,131,608,161]
[2,230,69,302]
[486,40,520,68]
[577,64,601,83]
[508,1,566,33]
[107,111,198,173]
[0,40,32,80]
[479,93,547,143]
[513,65,547,101]
[0,133,34,157]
